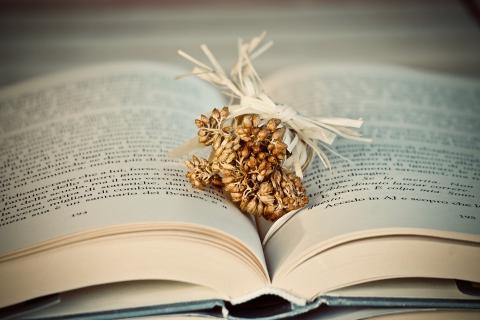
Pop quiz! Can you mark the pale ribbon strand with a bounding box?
[170,32,371,177]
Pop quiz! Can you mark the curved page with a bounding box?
[262,64,480,280]
[0,62,266,270]
[0,229,267,308]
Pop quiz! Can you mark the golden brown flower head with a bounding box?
[187,107,308,221]
[195,106,230,147]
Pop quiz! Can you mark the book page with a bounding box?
[262,64,480,273]
[0,62,265,265]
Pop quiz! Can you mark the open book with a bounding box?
[0,62,479,319]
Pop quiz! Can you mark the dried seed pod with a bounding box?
[224,182,237,192]
[211,108,221,120]
[257,129,269,141]
[211,175,223,187]
[222,175,236,184]
[266,118,280,131]
[245,198,258,216]
[243,115,253,128]
[231,193,243,203]
[272,127,286,141]
[220,106,229,118]
[213,135,222,150]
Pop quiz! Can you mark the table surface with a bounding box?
[0,0,479,87]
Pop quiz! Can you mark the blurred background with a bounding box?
[0,0,479,87]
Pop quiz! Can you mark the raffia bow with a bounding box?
[172,32,370,177]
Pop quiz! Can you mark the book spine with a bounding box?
[229,286,307,306]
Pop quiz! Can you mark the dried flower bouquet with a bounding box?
[172,32,369,221]
[186,108,308,220]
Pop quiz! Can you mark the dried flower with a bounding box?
[185,155,221,189]
[176,33,369,221]
[184,106,309,221]
[195,107,230,147]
